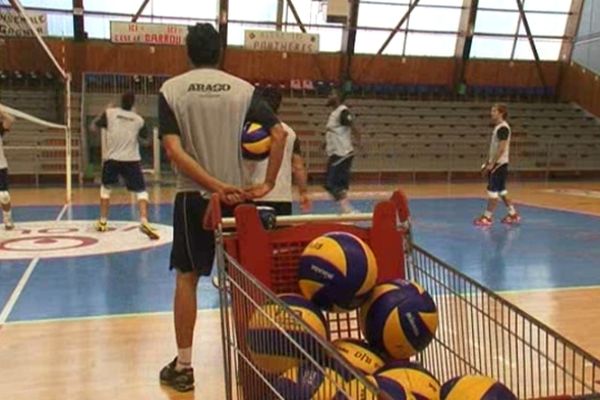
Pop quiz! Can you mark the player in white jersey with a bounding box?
[245,87,311,215]
[474,103,521,226]
[90,91,159,239]
[324,89,360,214]
[158,24,286,392]
[0,108,16,230]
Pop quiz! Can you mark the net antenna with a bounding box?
[3,0,73,203]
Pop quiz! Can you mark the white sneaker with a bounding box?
[4,220,14,230]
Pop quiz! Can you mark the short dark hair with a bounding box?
[186,23,221,67]
[260,87,282,113]
[121,91,135,110]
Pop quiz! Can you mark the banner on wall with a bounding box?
[0,10,48,37]
[244,30,319,53]
[110,21,188,46]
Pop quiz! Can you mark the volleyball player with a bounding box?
[90,91,160,239]
[324,89,360,214]
[474,103,521,226]
[244,87,311,215]
[158,23,286,392]
[0,108,16,230]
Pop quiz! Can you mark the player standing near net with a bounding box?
[474,103,521,226]
[245,87,311,215]
[158,23,286,392]
[324,88,360,214]
[89,91,159,239]
[0,108,16,230]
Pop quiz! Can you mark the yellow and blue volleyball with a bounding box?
[241,121,271,160]
[441,375,517,400]
[274,361,348,400]
[298,232,378,312]
[360,279,438,359]
[247,293,329,375]
[375,361,441,400]
[341,375,416,400]
[332,338,385,375]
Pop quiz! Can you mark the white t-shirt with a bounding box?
[97,107,146,162]
[488,120,511,165]
[325,104,354,157]
[244,122,298,202]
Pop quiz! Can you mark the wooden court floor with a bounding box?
[1,180,599,399]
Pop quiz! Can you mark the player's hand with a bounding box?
[480,162,490,177]
[244,182,274,200]
[216,184,245,205]
[299,193,312,212]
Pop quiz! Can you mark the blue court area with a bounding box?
[1,197,600,323]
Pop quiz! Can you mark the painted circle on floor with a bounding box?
[0,220,173,260]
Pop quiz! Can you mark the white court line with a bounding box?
[0,204,68,324]
[5,308,220,326]
[55,204,69,221]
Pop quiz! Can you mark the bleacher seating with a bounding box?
[280,97,600,178]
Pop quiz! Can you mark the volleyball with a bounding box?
[274,361,348,400]
[246,293,329,375]
[241,121,271,160]
[298,231,378,312]
[376,361,441,400]
[441,375,517,400]
[332,338,385,375]
[360,279,438,359]
[342,375,415,400]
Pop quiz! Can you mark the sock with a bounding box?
[3,210,12,223]
[483,210,492,219]
[140,217,148,224]
[508,206,516,216]
[176,347,192,371]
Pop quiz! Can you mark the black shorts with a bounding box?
[101,160,146,193]
[487,163,509,194]
[254,201,292,216]
[0,168,8,191]
[170,192,235,275]
[325,154,354,201]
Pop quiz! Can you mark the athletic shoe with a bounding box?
[160,357,194,392]
[95,220,108,232]
[140,222,160,240]
[501,213,521,224]
[4,220,14,230]
[473,215,493,226]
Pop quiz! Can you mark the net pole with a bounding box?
[9,0,72,202]
[65,73,72,203]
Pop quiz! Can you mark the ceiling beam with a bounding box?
[131,0,150,22]
[515,0,547,87]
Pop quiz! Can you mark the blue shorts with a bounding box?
[101,160,146,193]
[487,163,508,194]
[0,168,8,191]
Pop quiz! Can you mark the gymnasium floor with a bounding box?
[0,181,599,399]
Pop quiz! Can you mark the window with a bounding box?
[21,0,71,10]
[474,11,520,35]
[355,29,405,55]
[513,38,563,60]
[405,33,457,56]
[407,5,461,32]
[470,36,515,59]
[517,13,568,37]
[229,0,278,22]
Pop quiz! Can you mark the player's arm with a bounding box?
[291,137,311,212]
[159,94,243,204]
[89,111,108,134]
[244,93,287,199]
[0,108,15,131]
